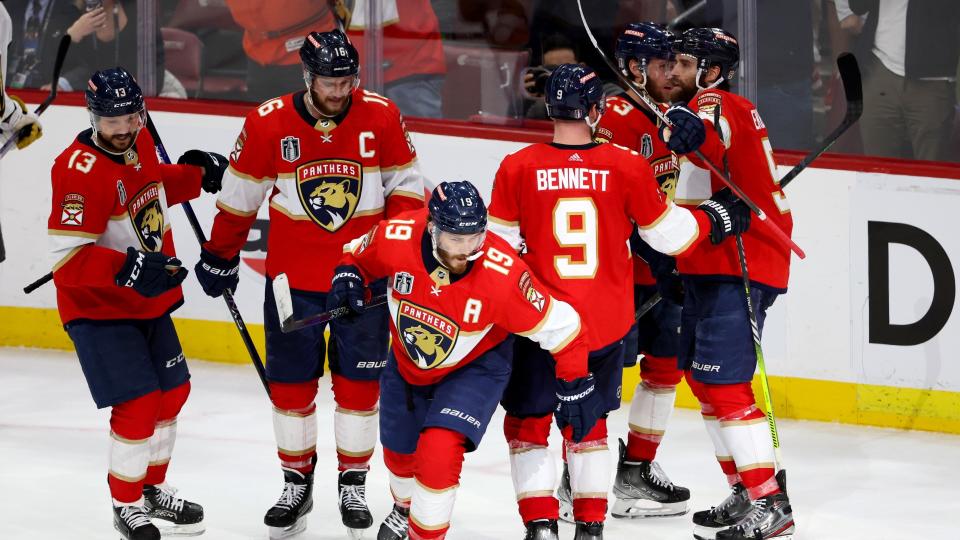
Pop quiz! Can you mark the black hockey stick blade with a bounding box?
[0,35,71,159]
[280,294,389,333]
[780,53,863,189]
[35,35,72,116]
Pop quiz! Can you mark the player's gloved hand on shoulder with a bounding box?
[194,246,240,297]
[115,247,188,298]
[659,103,705,154]
[1,95,43,150]
[555,374,606,443]
[177,149,228,194]
[698,187,752,245]
[327,265,366,315]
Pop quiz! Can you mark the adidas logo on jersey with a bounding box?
[568,153,583,162]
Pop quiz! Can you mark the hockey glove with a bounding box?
[555,374,606,443]
[698,188,752,245]
[194,246,240,297]
[115,247,188,298]
[1,95,42,150]
[177,149,228,194]
[659,103,705,154]
[327,265,366,315]
[630,232,683,305]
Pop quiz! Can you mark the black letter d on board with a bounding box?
[868,221,955,346]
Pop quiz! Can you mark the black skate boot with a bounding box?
[573,521,603,540]
[143,483,205,536]
[377,504,410,540]
[264,467,314,539]
[523,518,559,540]
[339,469,374,539]
[113,504,161,540]
[611,439,690,518]
[715,470,794,540]
[692,483,752,540]
[556,463,574,523]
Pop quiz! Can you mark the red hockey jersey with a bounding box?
[487,142,712,351]
[595,93,679,286]
[48,128,202,324]
[206,89,425,292]
[341,209,589,386]
[674,89,793,290]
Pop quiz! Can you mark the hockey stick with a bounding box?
[0,35,72,159]
[779,53,862,189]
[143,114,271,397]
[634,291,662,321]
[273,272,388,333]
[574,0,804,260]
[23,263,180,294]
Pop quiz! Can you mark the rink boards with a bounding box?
[1,100,958,434]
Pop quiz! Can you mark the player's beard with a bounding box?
[437,248,470,274]
[310,89,350,117]
[668,76,698,105]
[98,130,138,153]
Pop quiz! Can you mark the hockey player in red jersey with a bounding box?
[592,22,692,519]
[328,181,600,540]
[196,29,424,538]
[488,64,752,540]
[49,67,226,540]
[661,28,795,540]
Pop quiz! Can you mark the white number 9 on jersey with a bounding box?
[553,198,598,279]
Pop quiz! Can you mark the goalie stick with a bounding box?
[574,0,804,260]
[272,272,388,333]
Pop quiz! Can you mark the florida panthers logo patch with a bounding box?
[651,155,679,201]
[128,183,164,252]
[397,300,459,369]
[297,159,363,232]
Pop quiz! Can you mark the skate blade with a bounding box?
[612,497,689,519]
[153,519,206,537]
[558,500,574,524]
[692,524,721,540]
[269,517,308,540]
[347,527,367,539]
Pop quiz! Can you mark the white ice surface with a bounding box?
[1,348,958,539]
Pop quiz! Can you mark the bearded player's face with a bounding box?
[95,111,143,153]
[667,54,701,104]
[310,74,358,116]
[642,57,675,103]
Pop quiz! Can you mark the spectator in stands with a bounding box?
[6,0,94,90]
[224,0,337,103]
[850,0,959,162]
[66,1,169,96]
[522,33,579,120]
[345,0,446,118]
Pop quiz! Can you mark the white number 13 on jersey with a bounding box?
[553,198,598,279]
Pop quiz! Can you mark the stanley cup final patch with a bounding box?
[60,193,86,226]
[281,136,301,162]
[393,271,415,295]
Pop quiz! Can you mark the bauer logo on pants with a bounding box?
[296,159,362,232]
[397,300,459,370]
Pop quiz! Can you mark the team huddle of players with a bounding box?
[44,22,796,540]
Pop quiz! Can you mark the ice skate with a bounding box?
[573,520,603,540]
[523,518,559,540]
[264,468,314,539]
[143,483,205,536]
[339,469,374,539]
[377,504,409,540]
[611,439,690,518]
[114,503,161,540]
